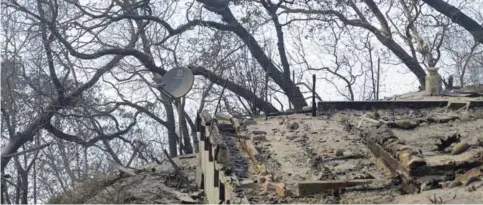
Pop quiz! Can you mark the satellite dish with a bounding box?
[161,66,194,98]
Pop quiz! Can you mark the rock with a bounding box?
[447,180,462,188]
[294,138,304,143]
[286,135,297,140]
[252,134,268,141]
[287,122,299,131]
[334,149,344,157]
[252,131,267,135]
[406,157,426,169]
[427,114,459,123]
[389,120,419,129]
[420,183,429,191]
[464,176,481,186]
[244,119,257,125]
[302,106,313,111]
[190,190,203,198]
[279,119,286,125]
[451,142,469,155]
[439,181,449,188]
[216,113,232,121]
[240,179,254,189]
[461,112,471,121]
[274,183,288,197]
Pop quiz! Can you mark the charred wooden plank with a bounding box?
[199,113,251,204]
[412,149,483,176]
[364,138,420,193]
[317,100,483,111]
[364,138,411,179]
[295,179,390,196]
[266,109,313,117]
[367,127,426,170]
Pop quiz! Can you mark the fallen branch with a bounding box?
[162,149,190,186]
[1,142,53,158]
[158,183,197,204]
[358,115,384,127]
[359,116,419,129]
[107,159,136,176]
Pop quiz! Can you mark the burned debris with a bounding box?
[192,93,483,204]
[434,133,462,153]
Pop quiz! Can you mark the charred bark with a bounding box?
[422,0,483,44]
[160,93,181,157]
[189,66,278,113]
[1,108,56,172]
[197,1,307,109]
[282,5,427,88]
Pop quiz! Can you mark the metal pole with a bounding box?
[178,97,183,155]
[213,79,229,117]
[312,74,317,117]
[208,79,229,138]
[265,72,269,120]
[376,57,381,100]
[290,70,295,110]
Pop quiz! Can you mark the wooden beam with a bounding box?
[364,139,420,193]
[364,139,411,179]
[318,100,483,111]
[295,179,389,196]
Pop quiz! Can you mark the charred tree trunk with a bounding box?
[175,99,193,155]
[54,116,77,183]
[20,171,27,204]
[161,93,179,157]
[198,2,307,109]
[1,109,55,172]
[1,51,126,171]
[184,115,199,153]
[422,0,483,44]
[1,176,11,204]
[13,158,27,204]
[190,66,278,113]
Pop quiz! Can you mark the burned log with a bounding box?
[367,127,426,170]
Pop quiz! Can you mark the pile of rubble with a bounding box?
[49,155,203,204]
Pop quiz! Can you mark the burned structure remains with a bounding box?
[195,74,483,203]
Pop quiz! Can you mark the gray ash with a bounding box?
[221,132,249,179]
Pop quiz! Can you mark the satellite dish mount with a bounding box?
[160,66,194,155]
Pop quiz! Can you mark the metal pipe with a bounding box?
[312,74,316,117]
